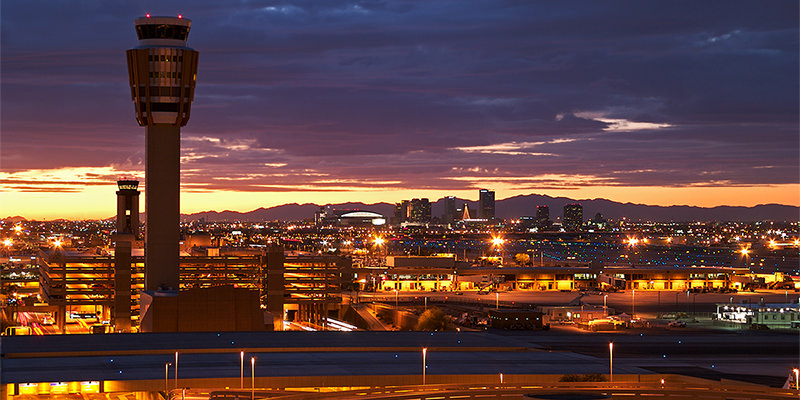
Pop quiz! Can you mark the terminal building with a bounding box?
[357,257,751,293]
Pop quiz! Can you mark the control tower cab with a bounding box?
[126,15,198,126]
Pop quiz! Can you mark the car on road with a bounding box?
[41,316,55,325]
[628,318,650,328]
[667,320,686,328]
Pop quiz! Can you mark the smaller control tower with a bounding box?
[126,15,198,292]
[115,179,141,237]
[113,179,140,332]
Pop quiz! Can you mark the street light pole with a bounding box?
[609,342,614,382]
[174,352,178,390]
[251,356,255,400]
[422,347,427,385]
[604,295,608,316]
[496,292,499,309]
[165,362,171,393]
[240,351,244,389]
[394,289,398,309]
[632,289,635,318]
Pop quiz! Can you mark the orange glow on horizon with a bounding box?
[1,181,798,220]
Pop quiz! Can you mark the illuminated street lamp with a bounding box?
[793,368,799,390]
[251,356,255,400]
[496,292,499,309]
[174,352,179,390]
[490,236,505,264]
[491,236,505,247]
[422,347,427,385]
[632,289,635,318]
[604,295,608,316]
[373,236,386,261]
[240,351,244,389]
[739,247,750,266]
[164,362,171,393]
[609,342,614,382]
[2,239,11,256]
[394,289,398,309]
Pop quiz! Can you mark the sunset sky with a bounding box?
[2,1,798,220]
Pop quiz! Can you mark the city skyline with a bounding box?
[2,1,799,220]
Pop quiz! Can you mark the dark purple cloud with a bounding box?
[1,0,797,198]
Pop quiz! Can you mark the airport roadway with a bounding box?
[179,382,800,400]
[2,330,797,389]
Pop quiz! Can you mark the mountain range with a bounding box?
[180,194,799,223]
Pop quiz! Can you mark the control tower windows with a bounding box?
[136,24,190,40]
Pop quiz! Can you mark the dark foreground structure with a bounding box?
[2,330,797,399]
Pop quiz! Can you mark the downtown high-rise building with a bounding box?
[393,200,410,224]
[536,205,551,230]
[409,198,431,222]
[395,198,431,223]
[442,196,457,223]
[563,203,583,231]
[477,189,495,220]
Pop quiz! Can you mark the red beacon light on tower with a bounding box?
[145,13,151,18]
[177,14,183,19]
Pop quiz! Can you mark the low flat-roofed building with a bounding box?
[371,264,749,293]
[714,302,800,329]
[540,305,609,325]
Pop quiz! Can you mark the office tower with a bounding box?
[394,200,410,224]
[478,189,495,220]
[410,198,431,222]
[442,196,456,223]
[113,179,139,331]
[314,206,326,226]
[536,205,551,230]
[126,15,198,291]
[563,203,583,231]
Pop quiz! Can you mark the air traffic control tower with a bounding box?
[126,15,198,292]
